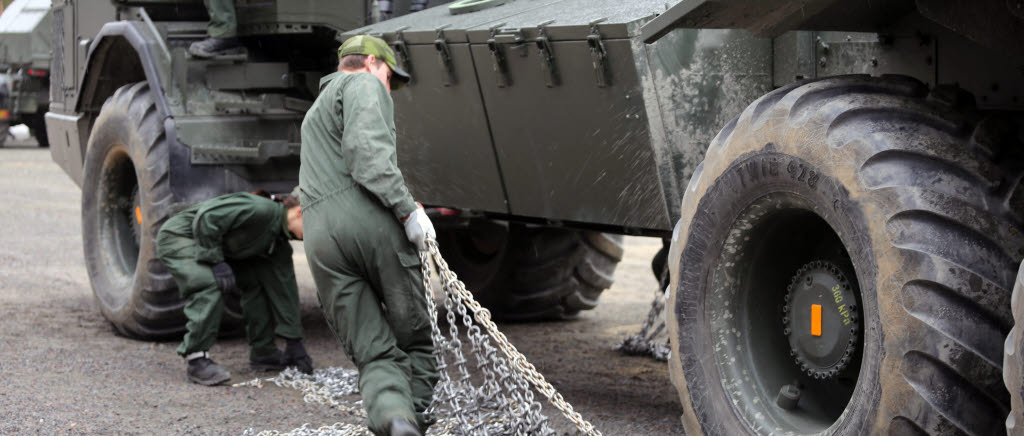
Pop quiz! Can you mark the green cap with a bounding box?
[338,35,411,90]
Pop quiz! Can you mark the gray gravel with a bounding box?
[0,144,682,435]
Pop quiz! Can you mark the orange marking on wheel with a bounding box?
[811,304,822,337]
[135,205,142,226]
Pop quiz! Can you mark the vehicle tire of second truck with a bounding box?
[668,75,1024,435]
[28,114,48,147]
[438,224,624,321]
[81,82,242,340]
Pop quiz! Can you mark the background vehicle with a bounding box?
[46,0,454,338]
[0,0,51,146]
[50,0,1024,433]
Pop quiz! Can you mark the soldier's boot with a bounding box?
[389,418,422,436]
[249,349,286,371]
[186,352,231,386]
[416,412,436,434]
[188,37,243,58]
[284,338,314,374]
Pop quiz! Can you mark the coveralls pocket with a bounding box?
[396,249,421,268]
[385,249,430,335]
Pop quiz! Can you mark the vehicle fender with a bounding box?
[76,21,171,118]
[49,20,174,188]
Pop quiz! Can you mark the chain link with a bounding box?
[614,274,671,362]
[420,238,600,436]
[237,237,602,435]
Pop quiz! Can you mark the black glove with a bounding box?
[210,262,236,293]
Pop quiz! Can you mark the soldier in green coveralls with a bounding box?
[299,35,436,436]
[189,0,243,58]
[156,190,313,386]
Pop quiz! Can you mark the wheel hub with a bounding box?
[783,260,859,380]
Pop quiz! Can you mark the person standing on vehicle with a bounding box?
[189,0,244,58]
[155,189,314,386]
[299,35,437,436]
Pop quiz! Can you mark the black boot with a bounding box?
[249,349,286,371]
[284,338,314,374]
[188,37,243,58]
[415,412,436,433]
[389,418,421,436]
[186,354,231,386]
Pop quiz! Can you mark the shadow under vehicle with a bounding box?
[0,0,51,147]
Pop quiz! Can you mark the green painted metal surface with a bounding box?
[346,0,771,231]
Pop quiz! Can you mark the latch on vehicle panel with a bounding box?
[487,26,520,88]
[536,25,558,87]
[391,29,414,84]
[487,34,509,87]
[587,21,609,87]
[434,27,456,86]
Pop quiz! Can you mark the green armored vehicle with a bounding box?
[46,0,454,338]
[0,0,51,146]
[351,0,1024,434]
[51,0,1024,433]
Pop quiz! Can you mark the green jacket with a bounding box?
[298,71,417,219]
[174,192,291,264]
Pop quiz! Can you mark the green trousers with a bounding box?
[156,214,303,359]
[303,186,438,436]
[204,0,237,38]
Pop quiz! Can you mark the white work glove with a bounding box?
[402,202,436,251]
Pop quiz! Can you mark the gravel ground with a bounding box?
[0,144,682,435]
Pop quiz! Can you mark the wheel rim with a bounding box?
[96,145,141,308]
[707,193,864,433]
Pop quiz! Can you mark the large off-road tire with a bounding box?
[82,82,240,339]
[27,113,48,147]
[1006,260,1024,435]
[438,223,624,321]
[668,75,1024,435]
[0,121,9,148]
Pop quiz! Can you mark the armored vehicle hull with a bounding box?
[351,0,1024,434]
[49,0,625,336]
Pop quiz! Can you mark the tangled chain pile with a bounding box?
[238,238,601,435]
[613,284,670,362]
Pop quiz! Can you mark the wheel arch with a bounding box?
[74,23,245,203]
[77,22,172,130]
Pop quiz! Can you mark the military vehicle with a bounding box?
[49,0,627,341]
[350,0,1024,434]
[0,0,51,146]
[50,0,1024,433]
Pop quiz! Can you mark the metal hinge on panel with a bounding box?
[434,26,456,87]
[587,20,610,87]
[391,28,413,84]
[535,24,558,88]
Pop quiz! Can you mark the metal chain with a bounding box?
[237,237,602,435]
[420,238,599,435]
[614,272,671,362]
